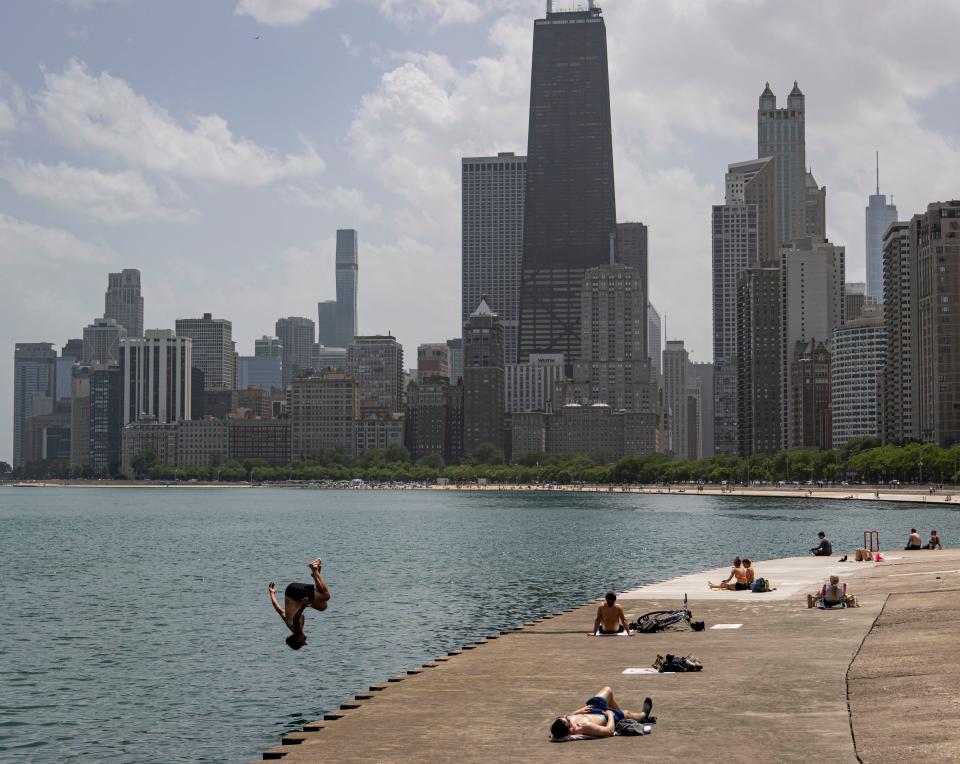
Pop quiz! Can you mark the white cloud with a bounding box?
[36,59,325,186]
[235,0,335,26]
[0,160,199,224]
[374,0,484,27]
[0,213,110,266]
[287,183,383,223]
[340,32,360,57]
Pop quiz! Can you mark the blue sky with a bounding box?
[3,0,960,463]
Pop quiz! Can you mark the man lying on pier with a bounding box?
[268,557,331,650]
[590,592,633,635]
[550,688,654,739]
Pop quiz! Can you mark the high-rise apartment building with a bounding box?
[881,222,916,444]
[518,3,616,365]
[845,282,867,323]
[275,317,315,386]
[82,317,127,365]
[463,299,505,455]
[758,82,806,246]
[175,313,234,391]
[712,156,775,456]
[288,370,359,460]
[335,229,359,348]
[832,305,886,448]
[616,222,649,357]
[312,345,347,372]
[104,269,144,338]
[691,362,714,458]
[663,341,690,459]
[865,166,898,302]
[89,366,122,475]
[915,201,960,446]
[70,364,93,471]
[346,335,404,413]
[119,330,193,425]
[571,263,654,413]
[789,340,833,450]
[736,267,781,456]
[780,238,845,448]
[13,343,57,468]
[317,300,338,348]
[462,153,526,365]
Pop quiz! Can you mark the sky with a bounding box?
[2,0,960,464]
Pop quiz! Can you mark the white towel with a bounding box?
[594,629,631,637]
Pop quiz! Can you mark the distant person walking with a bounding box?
[268,557,331,650]
[810,532,832,557]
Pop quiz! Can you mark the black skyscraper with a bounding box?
[517,2,617,365]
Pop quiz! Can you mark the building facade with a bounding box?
[275,317,315,387]
[647,303,662,378]
[89,366,122,476]
[335,229,359,348]
[789,340,833,450]
[758,82,806,246]
[288,370,359,460]
[346,335,404,413]
[780,238,845,448]
[417,343,450,380]
[505,354,564,414]
[13,342,57,468]
[177,419,229,468]
[119,330,193,425]
[238,356,282,392]
[446,338,464,385]
[229,419,290,467]
[865,177,898,302]
[104,269,143,338]
[736,267,781,455]
[462,152,526,365]
[712,156,774,457]
[518,4,616,364]
[175,313,234,391]
[355,412,405,454]
[82,317,126,365]
[317,300,337,348]
[663,341,690,458]
[881,221,917,444]
[463,299,506,455]
[831,306,886,448]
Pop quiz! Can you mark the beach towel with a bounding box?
[594,629,631,636]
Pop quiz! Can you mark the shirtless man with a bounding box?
[550,688,653,739]
[590,592,632,635]
[905,529,923,550]
[268,557,331,650]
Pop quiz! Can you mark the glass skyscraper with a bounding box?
[334,229,359,349]
[517,3,617,365]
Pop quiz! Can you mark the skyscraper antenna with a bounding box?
[876,150,880,195]
[609,232,616,265]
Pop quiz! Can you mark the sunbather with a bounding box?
[926,530,943,550]
[590,592,632,635]
[905,529,922,550]
[708,557,748,590]
[550,688,653,739]
[807,574,858,608]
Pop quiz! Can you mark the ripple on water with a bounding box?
[1,488,957,762]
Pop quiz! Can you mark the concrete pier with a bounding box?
[252,550,960,763]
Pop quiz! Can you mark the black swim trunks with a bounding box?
[734,582,750,591]
[598,625,626,634]
[285,582,315,601]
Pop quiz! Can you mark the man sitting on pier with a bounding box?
[590,592,632,635]
[905,529,923,550]
[810,531,832,557]
[550,688,654,739]
[268,557,331,650]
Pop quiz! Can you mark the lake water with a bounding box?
[2,487,958,762]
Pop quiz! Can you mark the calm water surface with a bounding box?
[2,487,958,762]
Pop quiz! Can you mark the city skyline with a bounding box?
[3,0,960,462]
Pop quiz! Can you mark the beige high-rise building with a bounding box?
[758,82,806,245]
[119,330,193,425]
[175,313,235,390]
[663,340,690,458]
[804,170,827,242]
[780,238,845,448]
[832,305,886,448]
[346,335,404,413]
[288,370,359,460]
